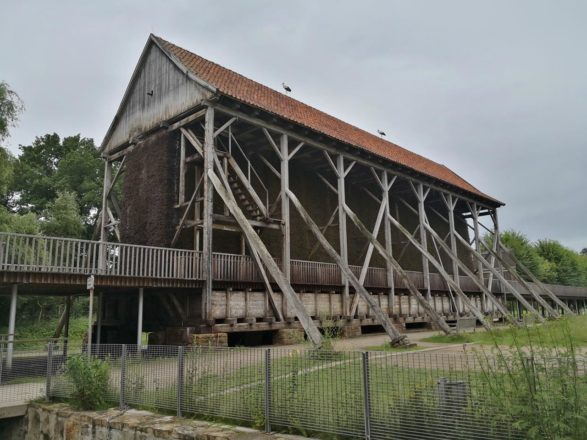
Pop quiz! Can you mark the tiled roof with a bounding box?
[154,35,501,205]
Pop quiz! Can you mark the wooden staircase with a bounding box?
[227,172,264,221]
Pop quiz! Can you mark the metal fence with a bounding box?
[1,341,586,439]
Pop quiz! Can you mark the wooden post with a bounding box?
[452,231,544,322]
[179,133,186,205]
[470,204,486,311]
[99,161,112,270]
[420,219,512,319]
[486,209,499,295]
[6,284,17,369]
[280,134,291,318]
[445,195,462,313]
[137,288,144,347]
[87,286,94,358]
[287,189,409,343]
[339,200,452,334]
[202,106,215,321]
[360,204,492,330]
[382,172,395,316]
[208,170,323,346]
[96,292,103,345]
[63,295,71,358]
[337,155,350,316]
[416,184,431,300]
[100,160,112,243]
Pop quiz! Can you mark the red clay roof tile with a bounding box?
[154,35,501,205]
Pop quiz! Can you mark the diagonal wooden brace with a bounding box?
[287,189,410,344]
[341,204,458,334]
[453,231,544,322]
[498,242,574,315]
[208,170,323,346]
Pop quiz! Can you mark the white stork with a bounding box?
[282,82,292,94]
[377,129,386,137]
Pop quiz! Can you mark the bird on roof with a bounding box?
[282,82,292,94]
[377,129,386,137]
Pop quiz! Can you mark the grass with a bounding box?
[422,314,587,347]
[1,316,88,349]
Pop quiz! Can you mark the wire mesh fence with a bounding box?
[1,340,586,439]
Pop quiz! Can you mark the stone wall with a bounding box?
[19,402,313,440]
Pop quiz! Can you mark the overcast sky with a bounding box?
[1,1,585,250]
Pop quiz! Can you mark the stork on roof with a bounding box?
[282,82,292,94]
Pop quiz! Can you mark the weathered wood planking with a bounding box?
[103,41,212,153]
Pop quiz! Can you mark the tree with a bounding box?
[42,191,84,238]
[0,81,24,143]
[581,248,587,256]
[535,240,585,287]
[13,134,103,230]
[0,205,40,234]
[496,231,555,283]
[0,146,15,205]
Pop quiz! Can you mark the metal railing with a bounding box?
[3,342,586,439]
[0,232,201,280]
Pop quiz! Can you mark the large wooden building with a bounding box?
[2,34,582,348]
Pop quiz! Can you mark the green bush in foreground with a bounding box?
[65,355,110,410]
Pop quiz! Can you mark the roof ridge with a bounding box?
[152,34,501,205]
[154,35,436,164]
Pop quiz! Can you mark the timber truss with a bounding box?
[99,103,574,347]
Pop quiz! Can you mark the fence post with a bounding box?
[46,341,54,400]
[0,338,4,384]
[264,348,271,433]
[177,346,185,417]
[120,344,127,409]
[362,352,372,440]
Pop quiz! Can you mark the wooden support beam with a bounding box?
[288,141,305,159]
[202,107,215,321]
[382,172,396,316]
[497,242,574,315]
[280,134,291,318]
[307,206,339,260]
[166,108,207,132]
[481,241,560,318]
[171,174,204,247]
[452,231,545,322]
[443,194,462,313]
[258,154,281,178]
[168,293,187,322]
[350,187,387,316]
[208,170,323,345]
[179,134,186,205]
[344,201,490,331]
[248,246,284,321]
[262,128,282,159]
[342,203,453,334]
[415,183,431,300]
[420,220,512,319]
[336,154,350,316]
[100,161,112,246]
[180,127,204,156]
[213,117,237,138]
[287,189,409,344]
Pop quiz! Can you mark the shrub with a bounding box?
[65,355,110,410]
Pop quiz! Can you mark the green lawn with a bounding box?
[1,316,88,349]
[422,315,587,347]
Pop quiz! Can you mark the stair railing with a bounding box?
[225,126,270,214]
